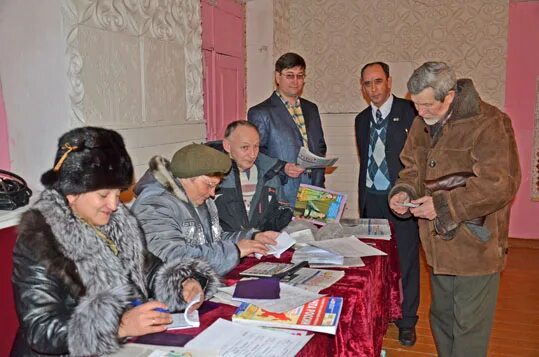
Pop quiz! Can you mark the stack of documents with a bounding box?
[292,235,387,268]
[292,245,364,268]
[310,236,387,258]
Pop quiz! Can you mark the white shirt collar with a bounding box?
[370,94,394,120]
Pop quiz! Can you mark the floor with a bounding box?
[382,238,539,357]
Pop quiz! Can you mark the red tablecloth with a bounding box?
[174,238,401,357]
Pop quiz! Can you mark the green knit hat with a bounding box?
[171,143,231,178]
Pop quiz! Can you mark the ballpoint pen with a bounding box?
[131,298,169,313]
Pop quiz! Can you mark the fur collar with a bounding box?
[450,78,482,121]
[33,189,148,299]
[149,155,189,203]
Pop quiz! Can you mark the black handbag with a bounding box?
[0,169,32,210]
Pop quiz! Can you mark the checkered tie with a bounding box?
[366,109,390,190]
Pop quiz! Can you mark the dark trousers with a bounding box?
[430,272,499,357]
[363,190,420,328]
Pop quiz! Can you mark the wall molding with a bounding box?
[62,0,204,128]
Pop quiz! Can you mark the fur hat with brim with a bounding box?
[41,126,134,195]
[171,143,231,178]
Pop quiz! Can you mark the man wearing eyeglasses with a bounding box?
[248,52,327,206]
[131,144,277,276]
[355,62,420,346]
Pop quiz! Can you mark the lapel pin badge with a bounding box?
[393,117,400,122]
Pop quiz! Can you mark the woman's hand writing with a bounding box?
[117,300,171,338]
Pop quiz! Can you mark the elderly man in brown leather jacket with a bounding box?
[389,62,521,357]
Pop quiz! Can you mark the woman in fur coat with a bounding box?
[10,127,220,356]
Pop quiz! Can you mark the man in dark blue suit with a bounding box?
[355,62,420,346]
[248,53,327,205]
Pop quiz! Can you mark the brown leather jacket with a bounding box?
[389,79,521,276]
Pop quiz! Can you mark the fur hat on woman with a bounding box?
[41,127,134,194]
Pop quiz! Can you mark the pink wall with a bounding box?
[0,82,10,169]
[504,2,539,239]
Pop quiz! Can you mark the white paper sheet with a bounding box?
[168,293,201,330]
[218,282,323,313]
[107,343,217,357]
[185,318,313,357]
[310,236,387,257]
[292,245,344,265]
[255,231,296,259]
[289,229,316,246]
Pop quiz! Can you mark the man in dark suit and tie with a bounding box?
[355,62,420,346]
[248,52,327,205]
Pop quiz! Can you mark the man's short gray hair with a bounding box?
[407,62,457,102]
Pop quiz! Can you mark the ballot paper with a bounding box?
[255,231,295,259]
[168,293,201,330]
[310,236,387,258]
[185,318,313,357]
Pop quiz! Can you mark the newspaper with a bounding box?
[293,184,347,226]
[297,147,338,169]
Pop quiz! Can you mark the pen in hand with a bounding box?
[131,298,170,313]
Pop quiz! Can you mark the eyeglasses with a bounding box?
[280,72,306,81]
[200,176,220,189]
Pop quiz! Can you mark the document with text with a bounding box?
[185,318,313,357]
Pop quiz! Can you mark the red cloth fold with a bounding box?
[172,238,402,357]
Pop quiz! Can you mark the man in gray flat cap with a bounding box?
[131,144,277,275]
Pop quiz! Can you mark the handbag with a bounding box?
[0,169,32,210]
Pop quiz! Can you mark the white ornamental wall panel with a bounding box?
[62,0,205,178]
[76,26,142,126]
[144,38,186,124]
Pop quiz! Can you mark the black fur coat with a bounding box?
[11,190,219,356]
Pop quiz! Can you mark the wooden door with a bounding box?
[201,0,245,140]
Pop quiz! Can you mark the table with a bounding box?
[174,237,401,357]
